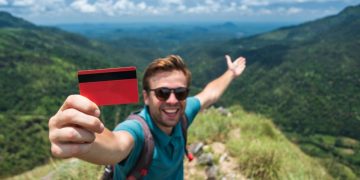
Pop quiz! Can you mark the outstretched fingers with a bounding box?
[225,55,246,77]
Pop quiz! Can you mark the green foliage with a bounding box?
[2,4,360,179]
[320,158,358,180]
[0,15,145,177]
[12,105,334,179]
[187,107,238,143]
[51,159,103,180]
[227,137,281,180]
[0,115,50,177]
[181,4,360,177]
[189,106,332,180]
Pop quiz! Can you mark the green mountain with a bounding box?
[0,11,35,28]
[179,4,360,178]
[0,11,149,177]
[1,4,360,179]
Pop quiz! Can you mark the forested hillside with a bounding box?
[179,4,360,177]
[1,4,359,179]
[0,11,148,177]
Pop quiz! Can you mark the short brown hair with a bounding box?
[142,55,191,91]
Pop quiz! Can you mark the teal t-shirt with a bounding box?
[113,97,201,179]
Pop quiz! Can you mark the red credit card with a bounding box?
[78,67,139,106]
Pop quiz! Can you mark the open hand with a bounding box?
[225,55,246,77]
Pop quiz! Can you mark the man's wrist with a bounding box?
[226,69,237,79]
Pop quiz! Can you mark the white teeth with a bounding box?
[164,109,177,113]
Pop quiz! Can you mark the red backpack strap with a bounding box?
[126,114,154,179]
[180,115,194,161]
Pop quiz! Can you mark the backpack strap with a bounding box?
[180,114,194,161]
[126,114,154,179]
[101,112,192,180]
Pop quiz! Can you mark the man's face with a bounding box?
[143,70,187,134]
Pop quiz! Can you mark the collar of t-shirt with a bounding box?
[139,106,183,148]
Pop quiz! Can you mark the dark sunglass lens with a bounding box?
[174,88,189,100]
[155,88,171,101]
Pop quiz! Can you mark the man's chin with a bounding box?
[161,116,180,127]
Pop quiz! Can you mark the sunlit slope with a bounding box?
[8,106,337,180]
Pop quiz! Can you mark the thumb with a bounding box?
[225,55,232,68]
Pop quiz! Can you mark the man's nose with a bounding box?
[166,92,178,104]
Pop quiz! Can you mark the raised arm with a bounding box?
[195,55,246,110]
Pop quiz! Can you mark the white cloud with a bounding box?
[13,0,34,6]
[159,0,183,5]
[0,0,7,5]
[240,0,270,6]
[258,8,273,15]
[2,0,357,24]
[71,0,97,13]
[287,7,303,14]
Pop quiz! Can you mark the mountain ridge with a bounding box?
[0,11,35,28]
[178,4,360,177]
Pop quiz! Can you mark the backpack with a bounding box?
[101,113,193,180]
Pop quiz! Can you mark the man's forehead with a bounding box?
[149,70,187,84]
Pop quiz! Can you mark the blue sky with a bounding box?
[0,0,359,24]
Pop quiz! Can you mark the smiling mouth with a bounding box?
[162,108,179,116]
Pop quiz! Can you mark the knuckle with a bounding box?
[89,117,100,127]
[66,95,77,105]
[67,129,78,141]
[51,145,63,158]
[61,108,77,120]
[49,131,56,142]
[48,115,56,128]
[88,133,96,142]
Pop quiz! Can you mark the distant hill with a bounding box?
[180,4,360,177]
[0,11,35,28]
[1,4,360,179]
[0,12,147,177]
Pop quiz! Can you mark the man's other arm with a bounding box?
[195,55,246,110]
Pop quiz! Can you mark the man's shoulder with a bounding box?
[186,96,201,107]
[114,116,145,139]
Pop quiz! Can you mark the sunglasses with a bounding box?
[148,87,189,101]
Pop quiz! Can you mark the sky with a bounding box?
[0,0,359,25]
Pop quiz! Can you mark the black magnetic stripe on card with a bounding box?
[78,70,137,83]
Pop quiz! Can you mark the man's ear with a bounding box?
[143,90,149,105]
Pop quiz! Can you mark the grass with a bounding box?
[9,105,336,180]
[189,105,332,180]
[6,158,103,180]
[6,158,63,180]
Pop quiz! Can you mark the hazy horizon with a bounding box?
[0,0,358,25]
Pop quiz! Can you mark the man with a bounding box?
[48,54,246,179]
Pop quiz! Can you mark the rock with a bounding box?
[198,153,213,166]
[206,165,218,180]
[217,106,232,117]
[189,142,204,156]
[219,153,228,163]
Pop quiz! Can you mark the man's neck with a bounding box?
[154,121,173,135]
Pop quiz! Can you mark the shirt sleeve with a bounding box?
[113,120,144,175]
[185,96,201,127]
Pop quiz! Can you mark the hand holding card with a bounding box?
[78,67,139,106]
